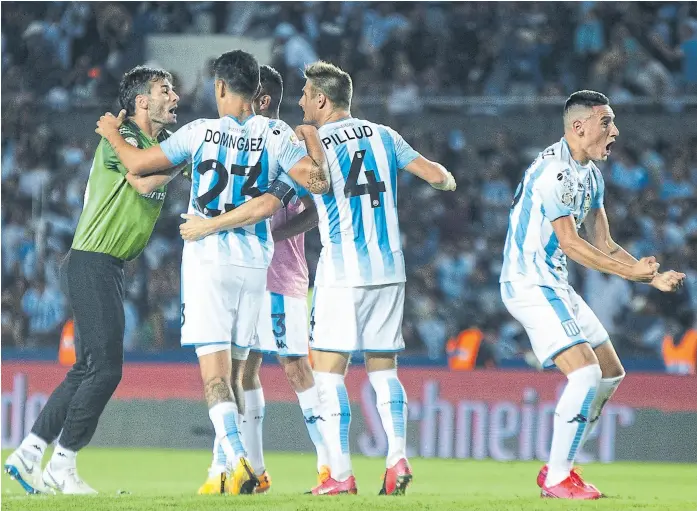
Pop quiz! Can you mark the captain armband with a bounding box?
[267,179,297,207]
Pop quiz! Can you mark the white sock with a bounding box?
[50,444,77,470]
[546,364,601,487]
[209,402,247,470]
[209,436,227,476]
[240,388,266,475]
[579,374,625,450]
[368,369,408,468]
[314,372,352,482]
[20,433,47,462]
[296,385,330,472]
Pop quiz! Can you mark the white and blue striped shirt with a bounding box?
[500,138,605,288]
[161,115,305,269]
[312,117,419,287]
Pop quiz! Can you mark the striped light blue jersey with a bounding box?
[500,138,605,287]
[161,115,305,268]
[311,117,419,287]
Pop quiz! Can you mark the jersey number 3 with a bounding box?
[344,149,386,208]
[194,159,262,216]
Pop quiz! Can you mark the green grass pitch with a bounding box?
[2,449,696,510]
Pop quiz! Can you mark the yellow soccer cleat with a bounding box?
[317,465,331,486]
[227,458,259,495]
[197,472,227,495]
[254,471,272,494]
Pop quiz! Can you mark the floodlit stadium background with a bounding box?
[2,2,696,467]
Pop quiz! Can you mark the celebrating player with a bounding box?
[197,65,328,495]
[4,66,183,495]
[499,90,685,499]
[95,50,330,495]
[179,60,457,495]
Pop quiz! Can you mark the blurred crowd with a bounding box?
[3,97,696,366]
[2,2,697,368]
[3,2,697,107]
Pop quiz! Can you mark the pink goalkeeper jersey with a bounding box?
[266,198,309,298]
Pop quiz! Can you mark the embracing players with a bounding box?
[96,50,330,495]
[179,60,457,495]
[500,90,685,499]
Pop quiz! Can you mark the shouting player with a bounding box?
[5,66,183,495]
[95,50,330,495]
[179,61,457,495]
[197,65,328,495]
[500,90,685,499]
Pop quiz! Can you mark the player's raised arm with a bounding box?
[538,164,657,282]
[584,200,686,291]
[404,156,456,191]
[125,166,183,195]
[179,176,297,241]
[382,125,455,191]
[96,110,176,175]
[272,195,318,242]
[286,125,330,194]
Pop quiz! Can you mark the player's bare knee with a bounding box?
[311,350,349,375]
[553,342,600,376]
[280,356,314,392]
[364,352,397,373]
[242,352,263,390]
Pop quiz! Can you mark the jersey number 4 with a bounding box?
[194,159,262,216]
[344,150,386,208]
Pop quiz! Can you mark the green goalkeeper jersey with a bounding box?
[71,119,170,261]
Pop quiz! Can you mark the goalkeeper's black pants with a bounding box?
[31,249,126,451]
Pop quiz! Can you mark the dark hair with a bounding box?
[259,65,283,112]
[213,50,260,100]
[564,90,609,114]
[118,66,172,116]
[304,61,353,110]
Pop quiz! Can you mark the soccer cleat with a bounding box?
[197,472,226,494]
[379,458,413,496]
[537,465,601,495]
[254,471,272,494]
[541,475,601,500]
[317,465,331,486]
[4,448,48,494]
[227,458,258,495]
[42,464,98,494]
[311,475,358,495]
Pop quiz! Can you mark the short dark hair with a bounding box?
[213,50,260,100]
[259,65,283,113]
[564,90,609,114]
[119,66,172,116]
[304,61,353,110]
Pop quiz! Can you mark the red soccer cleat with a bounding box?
[379,458,413,496]
[541,474,602,500]
[537,465,602,495]
[310,475,358,495]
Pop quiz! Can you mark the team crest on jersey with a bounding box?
[582,192,591,215]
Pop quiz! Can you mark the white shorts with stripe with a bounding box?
[180,257,266,351]
[251,291,309,357]
[309,283,405,353]
[500,281,609,367]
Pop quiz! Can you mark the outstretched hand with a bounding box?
[650,270,686,292]
[179,213,212,241]
[95,109,127,138]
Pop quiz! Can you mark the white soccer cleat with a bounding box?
[43,464,98,495]
[4,447,49,494]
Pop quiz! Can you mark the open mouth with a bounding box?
[605,141,615,155]
[168,106,178,116]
